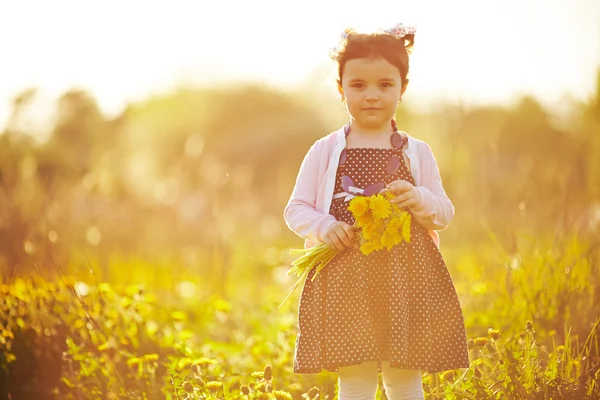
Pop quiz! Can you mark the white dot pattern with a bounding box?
[293,147,470,375]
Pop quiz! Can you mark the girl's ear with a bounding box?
[337,80,345,103]
[401,78,409,96]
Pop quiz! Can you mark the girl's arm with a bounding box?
[408,142,455,231]
[283,141,338,245]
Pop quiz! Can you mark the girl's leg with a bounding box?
[337,361,379,400]
[381,363,424,400]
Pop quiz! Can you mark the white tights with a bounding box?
[337,361,424,400]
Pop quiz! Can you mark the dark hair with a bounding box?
[330,28,415,90]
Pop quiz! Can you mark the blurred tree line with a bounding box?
[0,71,599,290]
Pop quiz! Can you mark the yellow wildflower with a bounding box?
[273,390,293,400]
[362,220,384,240]
[386,216,402,235]
[360,241,379,255]
[373,215,386,230]
[395,230,405,246]
[381,232,396,251]
[383,190,395,200]
[362,222,380,241]
[355,211,372,227]
[362,222,377,240]
[369,194,392,220]
[386,217,405,246]
[348,196,369,218]
[401,212,411,242]
[371,236,383,251]
[488,328,501,340]
[206,381,223,392]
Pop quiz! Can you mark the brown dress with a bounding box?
[293,143,470,374]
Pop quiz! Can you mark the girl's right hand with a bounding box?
[324,221,358,251]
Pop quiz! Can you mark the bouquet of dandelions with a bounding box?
[279,190,411,308]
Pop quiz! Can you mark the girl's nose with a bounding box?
[365,90,378,101]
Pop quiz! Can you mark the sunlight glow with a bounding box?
[0,0,598,129]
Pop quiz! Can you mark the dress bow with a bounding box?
[333,186,364,202]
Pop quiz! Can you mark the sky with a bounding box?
[0,0,599,133]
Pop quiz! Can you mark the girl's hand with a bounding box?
[382,180,422,208]
[324,221,358,252]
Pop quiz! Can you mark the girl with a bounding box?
[283,24,469,399]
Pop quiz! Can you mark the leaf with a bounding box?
[391,132,404,148]
[362,182,384,196]
[341,175,354,193]
[386,156,400,175]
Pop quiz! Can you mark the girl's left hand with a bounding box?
[381,180,422,208]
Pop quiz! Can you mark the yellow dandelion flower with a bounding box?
[385,218,404,246]
[488,328,501,340]
[348,196,369,218]
[355,211,372,227]
[273,390,293,400]
[373,215,386,230]
[381,232,395,251]
[386,216,402,235]
[360,241,379,255]
[394,229,405,245]
[362,222,380,241]
[371,236,384,251]
[401,212,411,242]
[396,211,406,224]
[369,194,392,220]
[206,381,223,392]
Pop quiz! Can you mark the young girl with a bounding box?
[283,24,470,399]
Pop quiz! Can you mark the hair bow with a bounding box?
[383,23,417,39]
[330,24,416,55]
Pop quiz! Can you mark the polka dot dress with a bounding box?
[293,143,470,375]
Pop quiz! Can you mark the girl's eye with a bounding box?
[381,82,392,87]
[352,83,364,88]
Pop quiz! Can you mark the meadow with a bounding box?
[1,73,599,398]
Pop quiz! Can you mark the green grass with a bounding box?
[1,231,599,399]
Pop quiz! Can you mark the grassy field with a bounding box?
[1,231,598,399]
[2,78,599,398]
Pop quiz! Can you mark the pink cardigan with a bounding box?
[283,125,455,249]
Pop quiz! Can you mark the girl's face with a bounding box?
[339,57,407,133]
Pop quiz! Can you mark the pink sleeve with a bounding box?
[408,142,455,231]
[283,141,338,245]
